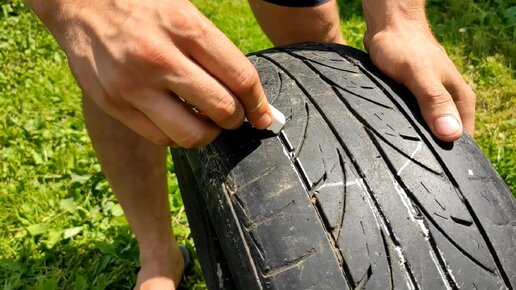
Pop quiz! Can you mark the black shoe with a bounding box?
[177,246,194,289]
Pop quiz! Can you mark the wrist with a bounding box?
[362,0,429,35]
[362,0,433,51]
[26,0,103,59]
[25,0,83,43]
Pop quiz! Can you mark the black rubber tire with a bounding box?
[171,43,516,290]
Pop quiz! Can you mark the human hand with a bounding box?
[27,0,272,147]
[363,20,475,142]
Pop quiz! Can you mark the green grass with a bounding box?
[0,0,514,289]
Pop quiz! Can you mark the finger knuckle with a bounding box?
[130,37,171,69]
[232,66,260,97]
[97,65,136,94]
[423,87,452,106]
[169,9,207,40]
[212,97,241,127]
[152,135,173,147]
[389,59,414,83]
[178,129,207,149]
[400,58,416,75]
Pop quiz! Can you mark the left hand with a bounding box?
[364,25,475,142]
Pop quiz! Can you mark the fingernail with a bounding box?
[256,112,272,129]
[434,115,461,136]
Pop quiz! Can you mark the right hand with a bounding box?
[28,0,272,147]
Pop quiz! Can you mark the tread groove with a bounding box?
[284,51,501,279]
[365,129,459,288]
[258,52,419,290]
[244,200,296,231]
[380,229,395,290]
[290,57,442,177]
[323,45,512,288]
[290,52,393,110]
[248,230,266,261]
[262,55,357,288]
[397,185,496,273]
[286,51,443,177]
[293,157,312,188]
[279,131,294,152]
[261,248,316,278]
[450,216,474,227]
[312,196,355,289]
[232,194,250,220]
[365,120,441,176]
[310,172,328,193]
[336,86,393,110]
[399,133,421,141]
[294,102,310,158]
[355,265,373,289]
[178,45,516,290]
[306,58,361,74]
[269,70,283,105]
[334,149,347,243]
[238,164,278,191]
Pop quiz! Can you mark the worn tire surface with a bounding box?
[171,43,516,290]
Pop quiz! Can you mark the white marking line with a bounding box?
[397,141,423,176]
[318,181,343,189]
[388,172,430,236]
[388,173,417,222]
[387,172,453,289]
[356,179,416,290]
[438,247,459,286]
[393,246,416,290]
[317,179,362,190]
[428,246,453,290]
[346,179,362,187]
[394,246,416,290]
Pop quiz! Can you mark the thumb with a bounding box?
[406,76,463,142]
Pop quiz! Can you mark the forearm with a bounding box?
[26,0,73,29]
[25,0,85,47]
[362,0,429,33]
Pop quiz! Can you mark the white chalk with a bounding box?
[267,104,286,134]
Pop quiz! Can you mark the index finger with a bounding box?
[180,15,272,129]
